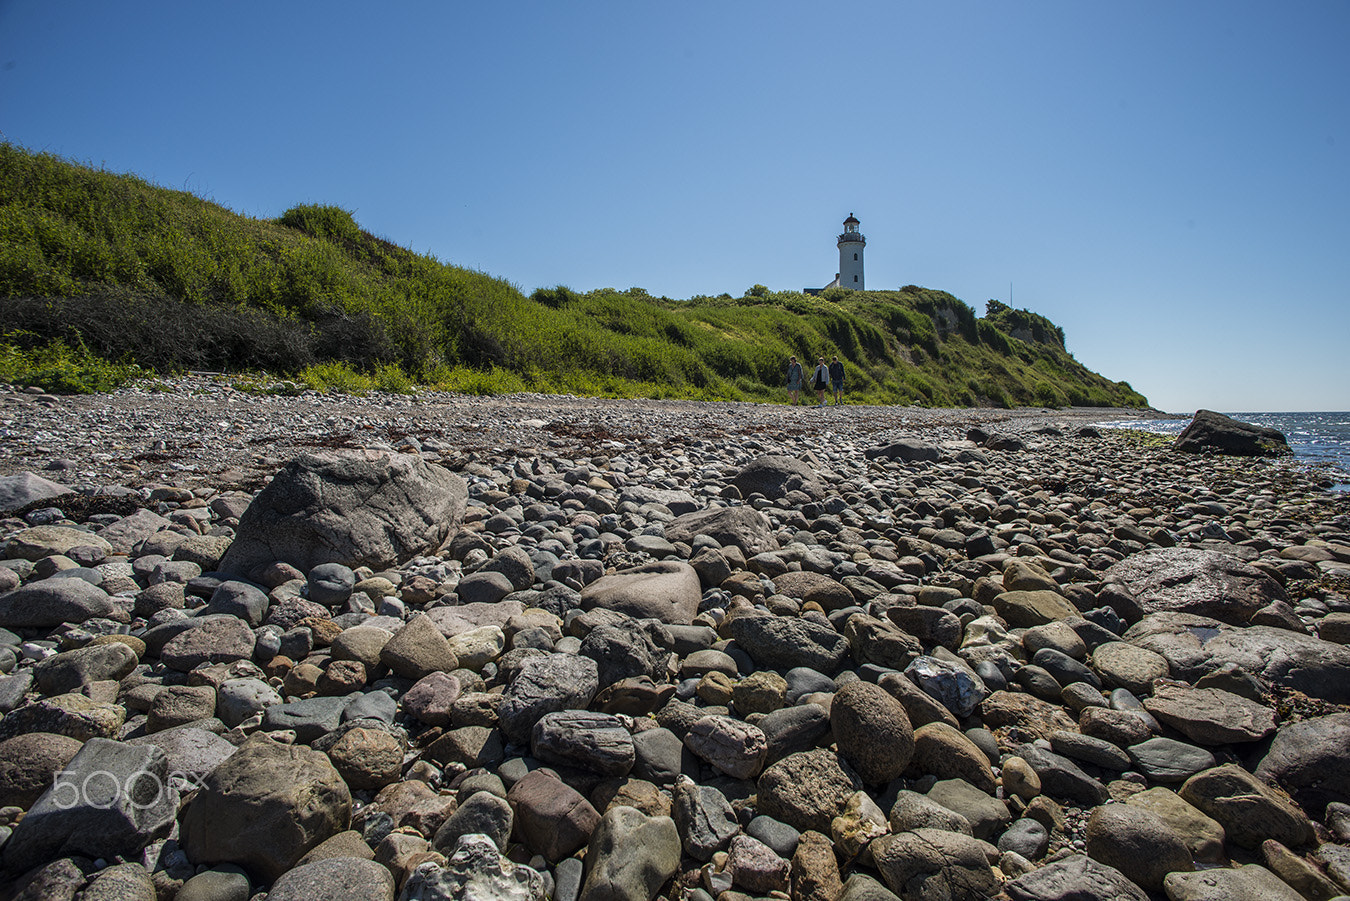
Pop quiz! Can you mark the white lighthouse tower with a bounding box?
[838,213,865,290]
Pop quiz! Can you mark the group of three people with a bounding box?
[786,355,845,406]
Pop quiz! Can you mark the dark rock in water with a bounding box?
[1104,547,1286,625]
[1174,409,1291,457]
[219,450,467,576]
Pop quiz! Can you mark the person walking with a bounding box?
[786,356,803,405]
[812,357,829,407]
[829,355,845,405]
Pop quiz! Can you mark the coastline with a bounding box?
[1,377,1348,897]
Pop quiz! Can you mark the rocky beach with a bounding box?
[0,377,1349,901]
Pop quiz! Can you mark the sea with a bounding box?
[1093,412,1350,493]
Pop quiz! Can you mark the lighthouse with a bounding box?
[838,213,865,290]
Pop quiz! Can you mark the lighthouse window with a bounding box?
[853,253,858,261]
[853,275,858,282]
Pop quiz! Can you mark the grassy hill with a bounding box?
[0,143,1146,407]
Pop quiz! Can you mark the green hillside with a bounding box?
[0,144,1146,407]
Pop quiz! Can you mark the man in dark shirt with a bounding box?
[829,356,845,405]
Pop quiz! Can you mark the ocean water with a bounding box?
[1094,411,1350,492]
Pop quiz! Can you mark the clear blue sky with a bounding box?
[2,1,1346,412]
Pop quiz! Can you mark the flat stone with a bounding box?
[1179,763,1314,850]
[871,827,998,901]
[579,561,701,625]
[1105,547,1286,625]
[1003,853,1148,901]
[1163,863,1305,901]
[1143,683,1276,745]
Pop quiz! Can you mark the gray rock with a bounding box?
[0,471,73,513]
[673,779,740,862]
[456,570,516,605]
[1016,743,1109,806]
[1125,611,1350,703]
[732,455,829,502]
[726,612,849,673]
[888,789,973,835]
[307,562,357,606]
[1255,712,1350,818]
[0,577,117,628]
[96,508,172,555]
[1049,731,1131,771]
[926,778,1010,841]
[1163,863,1305,901]
[506,769,600,863]
[578,806,681,901]
[497,652,599,745]
[216,677,283,728]
[127,725,237,786]
[265,856,395,901]
[205,580,270,627]
[1084,803,1194,891]
[159,615,256,671]
[1003,853,1148,901]
[263,696,348,743]
[219,450,467,575]
[1144,683,1276,745]
[1179,763,1315,850]
[433,790,515,854]
[179,735,352,882]
[2,738,177,872]
[1127,737,1216,784]
[1105,548,1286,625]
[756,749,860,833]
[904,655,987,718]
[684,714,767,780]
[1174,410,1291,457]
[379,613,459,680]
[865,439,944,462]
[871,827,998,901]
[632,726,687,785]
[665,505,781,557]
[402,833,545,901]
[830,679,915,785]
[759,702,832,765]
[33,641,138,695]
[747,814,800,859]
[531,711,635,776]
[579,561,701,625]
[579,623,666,686]
[176,868,253,901]
[998,818,1049,860]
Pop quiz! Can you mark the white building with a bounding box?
[806,213,865,294]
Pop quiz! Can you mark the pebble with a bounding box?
[0,384,1347,897]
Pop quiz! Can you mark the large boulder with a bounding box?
[1254,713,1350,818]
[1124,612,1350,703]
[1104,548,1286,625]
[579,561,701,625]
[2,738,178,872]
[871,828,998,901]
[664,506,780,557]
[1174,409,1291,457]
[732,455,829,501]
[578,806,681,901]
[218,450,467,576]
[726,612,849,674]
[0,577,118,628]
[179,734,352,882]
[0,471,73,513]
